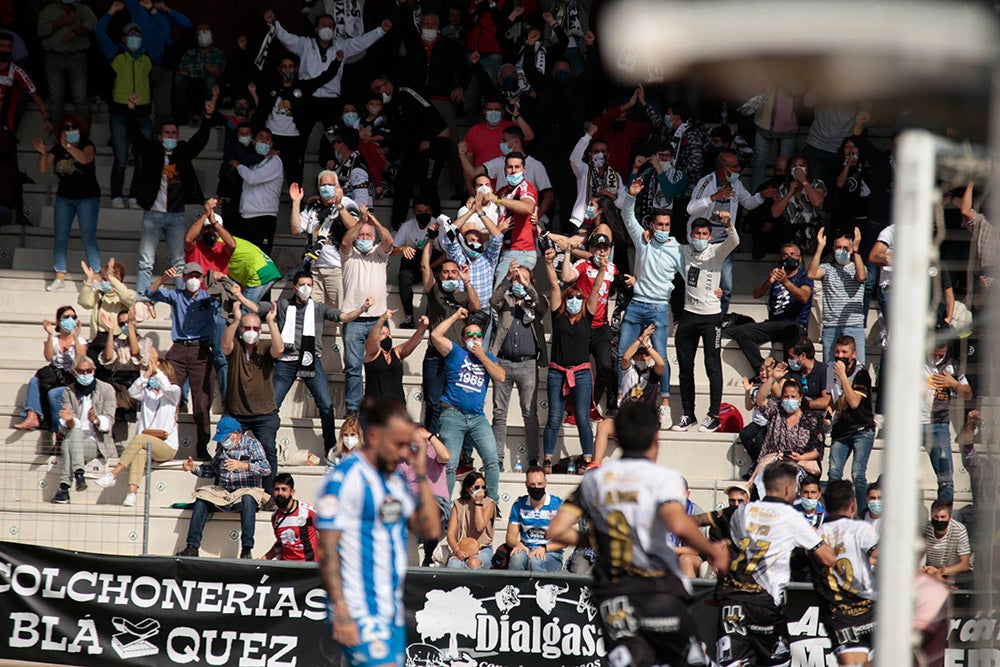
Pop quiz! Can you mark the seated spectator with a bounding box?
[176,416,271,559]
[750,370,824,490]
[31,114,100,292]
[708,486,750,541]
[506,465,565,572]
[792,475,827,530]
[231,128,284,256]
[98,307,153,423]
[51,356,116,504]
[363,311,429,404]
[327,415,363,467]
[398,427,452,566]
[806,228,868,365]
[94,351,180,506]
[738,358,775,467]
[669,478,706,578]
[174,24,226,126]
[15,306,87,431]
[922,500,972,583]
[79,258,136,360]
[771,155,826,253]
[446,471,496,569]
[922,340,971,502]
[263,473,320,561]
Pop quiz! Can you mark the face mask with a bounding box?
[800,497,819,512]
[162,137,177,151]
[527,486,545,501]
[635,359,651,371]
[590,153,606,168]
[274,495,292,509]
[221,434,239,450]
[476,184,492,197]
[441,279,461,292]
[485,110,502,125]
[584,205,597,220]
[565,297,583,315]
[380,337,393,352]
[255,141,271,156]
[76,373,95,387]
[690,237,709,252]
[867,500,883,515]
[185,277,202,293]
[197,31,213,47]
[65,130,80,144]
[791,165,806,177]
[553,69,570,85]
[281,72,295,82]
[727,171,741,185]
[342,111,359,126]
[834,249,851,266]
[931,519,949,532]
[319,184,337,200]
[100,280,113,293]
[199,233,218,247]
[465,339,479,352]
[781,257,800,272]
[60,317,77,332]
[317,27,334,42]
[147,376,159,390]
[501,75,518,91]
[590,254,605,268]
[787,358,802,371]
[781,398,800,413]
[343,435,359,448]
[242,329,259,345]
[499,141,511,156]
[238,135,252,147]
[415,212,432,226]
[119,324,129,338]
[296,284,312,300]
[125,36,142,52]
[421,28,439,41]
[381,91,392,104]
[834,357,851,368]
[355,238,375,254]
[511,283,527,298]
[367,105,381,116]
[506,171,524,187]
[234,102,249,117]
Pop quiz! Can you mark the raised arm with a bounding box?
[469,339,505,383]
[396,316,430,361]
[364,309,395,361]
[806,228,827,280]
[420,226,437,293]
[221,300,241,356]
[586,256,608,315]
[543,248,562,312]
[430,307,465,357]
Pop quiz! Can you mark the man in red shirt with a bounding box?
[487,152,538,286]
[462,98,515,168]
[184,198,236,279]
[591,87,652,176]
[264,473,320,561]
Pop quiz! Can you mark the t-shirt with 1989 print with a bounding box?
[441,344,497,416]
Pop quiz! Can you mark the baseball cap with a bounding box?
[182,261,204,276]
[588,233,611,248]
[212,416,242,442]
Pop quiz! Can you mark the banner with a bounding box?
[0,542,991,667]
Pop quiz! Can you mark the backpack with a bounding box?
[718,403,745,433]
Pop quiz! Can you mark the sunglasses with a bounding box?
[464,331,483,339]
[243,326,261,332]
[63,314,78,320]
[76,369,95,375]
[472,484,486,490]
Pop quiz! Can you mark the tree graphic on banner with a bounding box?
[415,587,485,658]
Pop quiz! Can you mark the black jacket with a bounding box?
[250,58,342,137]
[386,86,447,152]
[131,114,215,212]
[397,20,468,99]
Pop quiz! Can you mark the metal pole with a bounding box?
[142,439,152,556]
[873,130,936,663]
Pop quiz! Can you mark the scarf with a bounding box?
[335,150,371,196]
[669,120,690,157]
[281,299,316,378]
[585,164,620,202]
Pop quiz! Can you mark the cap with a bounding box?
[588,233,611,248]
[725,485,747,496]
[123,23,142,36]
[212,416,242,442]
[182,261,204,276]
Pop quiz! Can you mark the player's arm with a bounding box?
[547,504,587,546]
[319,529,359,646]
[810,540,838,569]
[661,501,730,576]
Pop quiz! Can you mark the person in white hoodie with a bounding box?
[673,211,738,433]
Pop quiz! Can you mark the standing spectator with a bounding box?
[14,306,87,432]
[673,212,738,433]
[688,150,776,314]
[922,500,972,582]
[743,156,788,260]
[227,237,282,305]
[826,335,876,517]
[462,0,507,123]
[640,96,707,226]
[462,126,554,221]
[542,248,605,470]
[725,242,813,377]
[590,89,652,176]
[446,191,504,311]
[174,24,226,126]
[363,311,429,403]
[50,356,117,504]
[490,261,547,468]
[218,118,259,230]
[325,128,372,207]
[31,115,100,292]
[626,145,688,227]
[462,97,532,173]
[957,410,1000,538]
[484,152,540,282]
[506,465,566,572]
[95,4,153,210]
[807,228,868,365]
[146,262,217,460]
[392,200,449,328]
[36,0,96,127]
[429,307,504,500]
[231,129,283,257]
[750,80,799,190]
[446,471,496,569]
[123,0,192,128]
[922,341,972,503]
[771,155,826,253]
[341,209,394,417]
[568,126,626,230]
[0,31,51,133]
[832,137,870,230]
[263,473,320,561]
[176,416,271,559]
[220,303,283,494]
[802,87,866,204]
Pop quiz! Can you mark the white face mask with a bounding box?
[296,284,312,300]
[635,359,651,371]
[197,30,212,47]
[242,330,259,345]
[185,277,201,293]
[317,26,334,42]
[421,28,439,42]
[465,339,479,352]
[343,435,359,449]
[476,184,493,198]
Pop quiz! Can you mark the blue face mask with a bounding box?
[342,111,359,126]
[60,317,77,332]
[100,280,113,292]
[161,137,177,151]
[65,130,80,144]
[119,324,129,338]
[76,373,95,387]
[787,358,802,371]
[511,283,527,298]
[653,230,671,244]
[584,205,597,220]
[565,297,583,315]
[867,500,883,515]
[506,171,525,187]
[834,249,851,265]
[441,279,461,292]
[500,141,511,155]
[147,376,160,390]
[125,35,142,52]
[781,398,800,413]
[466,248,482,260]
[354,238,374,254]
[553,69,571,85]
[727,171,741,185]
[319,184,337,200]
[690,237,709,252]
[485,110,502,125]
[238,135,252,147]
[255,141,271,156]
[800,497,819,512]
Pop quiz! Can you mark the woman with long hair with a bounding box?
[446,472,496,569]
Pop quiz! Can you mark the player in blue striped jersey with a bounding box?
[317,397,441,667]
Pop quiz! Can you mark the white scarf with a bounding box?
[281,299,315,347]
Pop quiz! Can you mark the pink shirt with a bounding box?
[399,444,449,499]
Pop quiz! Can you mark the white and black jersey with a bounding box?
[815,516,878,608]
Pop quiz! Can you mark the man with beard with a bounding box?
[264,473,320,561]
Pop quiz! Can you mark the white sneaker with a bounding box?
[95,472,116,488]
[122,492,136,507]
[45,278,65,292]
[112,197,125,209]
[659,404,673,430]
[127,198,140,209]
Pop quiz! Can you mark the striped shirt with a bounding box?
[923,519,971,570]
[818,262,865,328]
[316,453,415,625]
[508,493,562,550]
[445,232,503,303]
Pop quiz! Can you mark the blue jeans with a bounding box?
[493,249,538,289]
[212,314,228,398]
[544,368,594,459]
[52,196,100,273]
[924,422,954,502]
[273,358,337,450]
[22,380,65,433]
[720,252,735,315]
[422,350,447,434]
[509,549,564,572]
[137,211,187,297]
[752,130,797,190]
[619,299,671,397]
[241,279,277,306]
[440,405,500,502]
[109,112,152,199]
[827,428,875,515]
[343,318,378,413]
[231,411,280,494]
[447,545,494,569]
[464,52,503,123]
[185,495,259,549]
[821,325,867,367]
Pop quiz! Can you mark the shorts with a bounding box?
[595,578,711,667]
[823,601,876,659]
[339,616,405,667]
[716,598,790,667]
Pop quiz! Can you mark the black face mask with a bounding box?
[415,212,432,226]
[281,72,294,82]
[380,337,393,352]
[931,519,949,532]
[274,495,292,509]
[833,356,852,367]
[501,75,518,91]
[781,257,800,272]
[234,103,249,117]
[0,51,11,63]
[199,233,218,246]
[527,487,545,501]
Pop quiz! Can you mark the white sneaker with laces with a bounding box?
[127,198,140,209]
[122,492,136,507]
[95,472,116,488]
[112,197,125,209]
[45,278,65,292]
[659,404,673,430]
